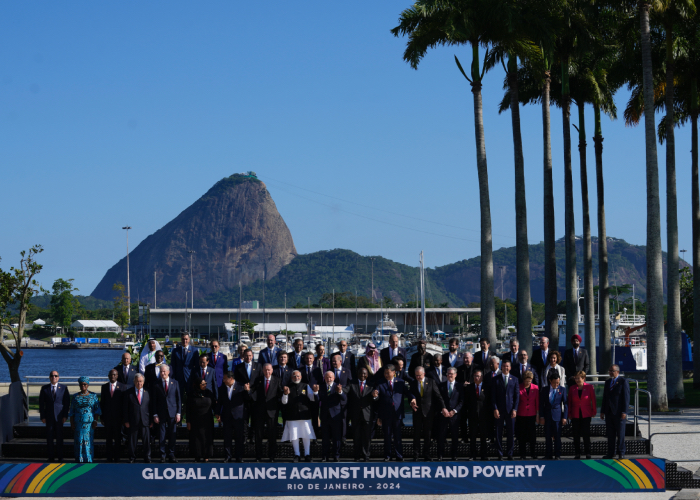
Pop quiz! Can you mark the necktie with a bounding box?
[110,384,114,397]
[296,354,301,366]
[164,381,168,394]
[342,353,345,363]
[51,386,56,401]
[574,349,578,363]
[543,351,547,364]
[327,384,332,395]
[504,375,509,385]
[438,368,441,380]
[337,370,341,379]
[360,381,364,393]
[476,385,480,396]
[549,389,555,405]
[202,369,206,380]
[138,390,142,405]
[389,380,393,392]
[124,367,128,379]
[420,381,424,397]
[247,364,251,378]
[449,383,453,396]
[214,354,218,364]
[228,386,233,400]
[265,379,270,394]
[611,378,615,387]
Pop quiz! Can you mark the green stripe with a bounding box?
[47,464,98,494]
[582,460,634,489]
[39,465,76,494]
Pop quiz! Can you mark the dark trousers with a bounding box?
[309,402,320,439]
[382,417,403,459]
[544,417,562,458]
[104,422,122,461]
[605,414,626,456]
[158,417,177,458]
[322,417,343,459]
[45,419,64,461]
[412,411,434,458]
[223,418,246,461]
[469,416,489,459]
[437,414,460,458]
[128,423,151,460]
[516,415,537,458]
[495,413,515,457]
[572,416,592,456]
[255,415,277,460]
[353,416,373,460]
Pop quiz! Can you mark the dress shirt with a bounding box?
[436,366,443,380]
[541,349,549,364]
[110,382,117,395]
[449,353,457,366]
[246,363,252,378]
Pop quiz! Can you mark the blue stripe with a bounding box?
[0,464,28,491]
[0,464,13,479]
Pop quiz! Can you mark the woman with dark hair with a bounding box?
[187,378,216,462]
[68,376,101,463]
[568,370,596,459]
[516,370,539,459]
[541,350,566,390]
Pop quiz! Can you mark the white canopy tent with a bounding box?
[70,320,121,333]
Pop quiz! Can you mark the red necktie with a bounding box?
[137,390,142,405]
[202,369,206,380]
[165,381,169,394]
[110,384,114,397]
[265,379,270,394]
[477,386,480,396]
[360,382,364,393]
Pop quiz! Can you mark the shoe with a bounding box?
[224,458,233,463]
[269,458,276,463]
[618,454,625,459]
[480,457,488,461]
[506,456,513,461]
[396,457,404,462]
[413,455,420,462]
[531,455,537,460]
[554,456,560,460]
[144,458,152,463]
[322,458,329,463]
[497,456,503,461]
[585,455,591,459]
[236,458,243,463]
[437,457,443,462]
[574,454,581,459]
[160,456,166,463]
[305,456,312,463]
[602,455,613,460]
[169,457,178,463]
[520,456,527,461]
[254,459,261,463]
[384,457,391,462]
[423,456,432,462]
[129,459,135,463]
[293,456,300,463]
[333,458,339,462]
[459,457,468,461]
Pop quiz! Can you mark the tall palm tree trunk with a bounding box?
[508,54,533,354]
[640,2,668,411]
[691,78,700,390]
[562,59,577,346]
[664,23,684,402]
[594,103,610,374]
[471,43,496,347]
[543,68,559,348]
[577,102,596,374]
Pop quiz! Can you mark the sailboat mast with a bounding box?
[420,251,427,339]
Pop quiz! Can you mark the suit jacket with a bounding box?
[99,381,126,425]
[207,351,229,388]
[39,384,70,422]
[217,382,250,421]
[233,362,262,385]
[426,365,448,384]
[328,367,351,388]
[473,349,497,371]
[540,364,567,390]
[288,351,307,370]
[457,363,475,385]
[380,347,407,367]
[601,376,630,417]
[442,352,464,369]
[409,377,445,417]
[249,377,283,419]
[274,364,293,386]
[375,379,406,421]
[513,362,539,387]
[347,380,375,422]
[517,383,540,417]
[317,382,347,421]
[531,348,551,374]
[314,356,331,375]
[191,366,216,393]
[569,383,597,419]
[467,383,489,421]
[336,351,356,380]
[492,374,520,413]
[409,352,433,375]
[258,347,281,366]
[151,378,182,420]
[439,380,464,414]
[540,384,568,421]
[144,363,168,389]
[500,351,519,365]
[123,387,151,426]
[115,364,136,388]
[300,365,323,387]
[171,345,198,389]
[562,347,591,381]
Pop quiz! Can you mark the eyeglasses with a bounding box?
[50,374,59,378]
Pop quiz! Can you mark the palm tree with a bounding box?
[391,0,500,346]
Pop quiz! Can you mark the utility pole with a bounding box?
[680,249,687,268]
[308,297,311,336]
[188,250,196,309]
[262,268,266,339]
[238,281,242,342]
[332,289,335,336]
[154,271,157,309]
[499,265,506,331]
[122,226,132,326]
[370,257,375,304]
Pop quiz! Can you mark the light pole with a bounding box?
[680,249,687,268]
[122,226,132,328]
[188,250,195,309]
[370,257,376,304]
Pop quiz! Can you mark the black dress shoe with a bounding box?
[437,457,443,462]
[333,458,339,463]
[554,456,560,460]
[618,454,625,460]
[224,458,233,463]
[497,456,503,461]
[602,455,613,459]
[144,458,152,463]
[506,456,513,461]
[585,455,591,459]
[423,456,432,462]
[129,459,135,463]
[305,456,312,463]
[574,454,581,459]
[293,455,300,463]
[169,458,178,463]
[384,457,391,462]
[459,457,467,461]
[396,457,404,462]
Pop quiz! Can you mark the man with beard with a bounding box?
[442,338,464,369]
[409,340,432,377]
[281,370,316,462]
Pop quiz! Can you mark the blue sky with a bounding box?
[0,1,692,295]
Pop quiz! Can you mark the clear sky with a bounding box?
[0,1,692,296]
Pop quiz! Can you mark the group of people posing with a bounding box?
[38,332,631,464]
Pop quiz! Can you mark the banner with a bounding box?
[0,459,665,497]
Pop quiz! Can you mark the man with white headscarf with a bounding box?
[281,370,316,462]
[139,339,163,374]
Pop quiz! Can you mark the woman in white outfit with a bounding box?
[281,370,317,462]
[541,351,567,389]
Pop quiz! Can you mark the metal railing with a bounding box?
[649,432,700,463]
[23,376,110,415]
[584,374,651,438]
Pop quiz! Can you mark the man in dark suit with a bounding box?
[473,339,496,372]
[442,338,464,369]
[39,371,70,462]
[317,370,347,462]
[601,364,631,459]
[409,340,433,377]
[233,349,261,385]
[216,372,250,463]
[437,367,464,461]
[513,349,539,386]
[457,352,475,386]
[258,334,280,367]
[427,353,447,384]
[329,353,351,442]
[500,339,520,365]
[115,352,136,388]
[123,374,152,463]
[336,340,356,379]
[171,333,198,398]
[562,334,591,385]
[151,365,181,463]
[409,366,444,461]
[144,351,167,389]
[100,369,126,462]
[347,367,375,462]
[492,361,520,460]
[540,370,568,460]
[289,338,306,370]
[467,370,490,460]
[300,352,322,438]
[190,354,216,393]
[249,363,283,462]
[373,364,407,461]
[380,335,407,367]
[531,336,551,376]
[207,339,228,389]
[274,352,293,386]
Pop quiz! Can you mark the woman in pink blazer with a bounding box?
[516,371,539,459]
[568,370,597,459]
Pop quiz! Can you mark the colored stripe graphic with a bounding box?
[0,464,28,493]
[582,460,634,489]
[47,464,98,494]
[10,463,42,494]
[637,458,666,490]
[26,463,62,494]
[39,464,76,494]
[617,460,653,489]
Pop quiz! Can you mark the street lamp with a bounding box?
[370,257,376,304]
[680,249,687,269]
[122,226,132,328]
[188,251,195,332]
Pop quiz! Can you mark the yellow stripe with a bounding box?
[620,460,653,489]
[615,460,647,489]
[34,464,65,493]
[26,464,61,494]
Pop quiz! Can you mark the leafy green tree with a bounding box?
[113,282,129,333]
[49,278,79,333]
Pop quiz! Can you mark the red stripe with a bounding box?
[637,459,665,489]
[11,463,42,493]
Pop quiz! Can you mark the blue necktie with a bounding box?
[549,389,556,405]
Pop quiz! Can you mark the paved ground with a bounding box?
[639,408,700,476]
[21,495,679,500]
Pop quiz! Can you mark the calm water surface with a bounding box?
[0,349,125,382]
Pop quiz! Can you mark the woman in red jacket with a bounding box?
[568,370,597,459]
[516,371,539,459]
